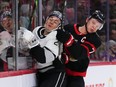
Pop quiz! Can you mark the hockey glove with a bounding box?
[56,29,74,47]
[18,27,40,49]
[59,53,69,64]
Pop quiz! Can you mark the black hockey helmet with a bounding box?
[47,11,62,21]
[89,10,105,30]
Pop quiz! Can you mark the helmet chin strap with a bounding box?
[52,24,61,31]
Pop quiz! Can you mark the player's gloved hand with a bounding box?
[18,27,40,49]
[0,31,13,54]
[56,29,74,47]
[58,53,69,64]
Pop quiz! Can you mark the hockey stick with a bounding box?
[58,0,67,56]
[28,0,37,31]
[59,0,67,29]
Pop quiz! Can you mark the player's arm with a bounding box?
[30,39,59,63]
[30,31,59,63]
[56,29,101,60]
[18,27,46,63]
[65,37,101,61]
[65,41,89,60]
[63,24,74,32]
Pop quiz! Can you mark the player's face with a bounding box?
[1,16,13,33]
[86,18,102,33]
[44,16,61,32]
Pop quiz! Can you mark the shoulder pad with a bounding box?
[33,26,44,39]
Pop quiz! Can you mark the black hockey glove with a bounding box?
[59,53,69,64]
[56,29,74,47]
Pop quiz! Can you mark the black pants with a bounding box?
[66,76,85,87]
[36,71,67,87]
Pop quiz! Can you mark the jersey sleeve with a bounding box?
[65,33,101,60]
[65,41,89,60]
[29,46,46,63]
[44,39,59,62]
[30,31,60,63]
[64,24,74,30]
[86,33,101,54]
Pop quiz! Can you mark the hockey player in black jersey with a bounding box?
[56,10,105,87]
[29,11,67,87]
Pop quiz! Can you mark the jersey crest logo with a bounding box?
[81,37,86,43]
[54,41,58,46]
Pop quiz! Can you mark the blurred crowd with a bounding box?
[41,0,116,62]
[0,0,116,72]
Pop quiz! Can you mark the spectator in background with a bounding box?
[19,0,33,29]
[42,0,54,24]
[0,11,13,33]
[0,1,11,15]
[0,11,13,71]
[100,40,116,62]
[65,0,75,24]
[77,0,89,25]
[108,40,116,62]
[65,7,75,24]
[95,31,107,61]
[109,0,116,32]
[109,0,116,41]
[90,0,107,13]
[0,11,35,71]
[110,29,116,41]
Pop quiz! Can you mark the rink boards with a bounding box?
[85,62,116,87]
[0,62,116,87]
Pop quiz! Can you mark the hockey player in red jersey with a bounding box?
[56,10,105,87]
